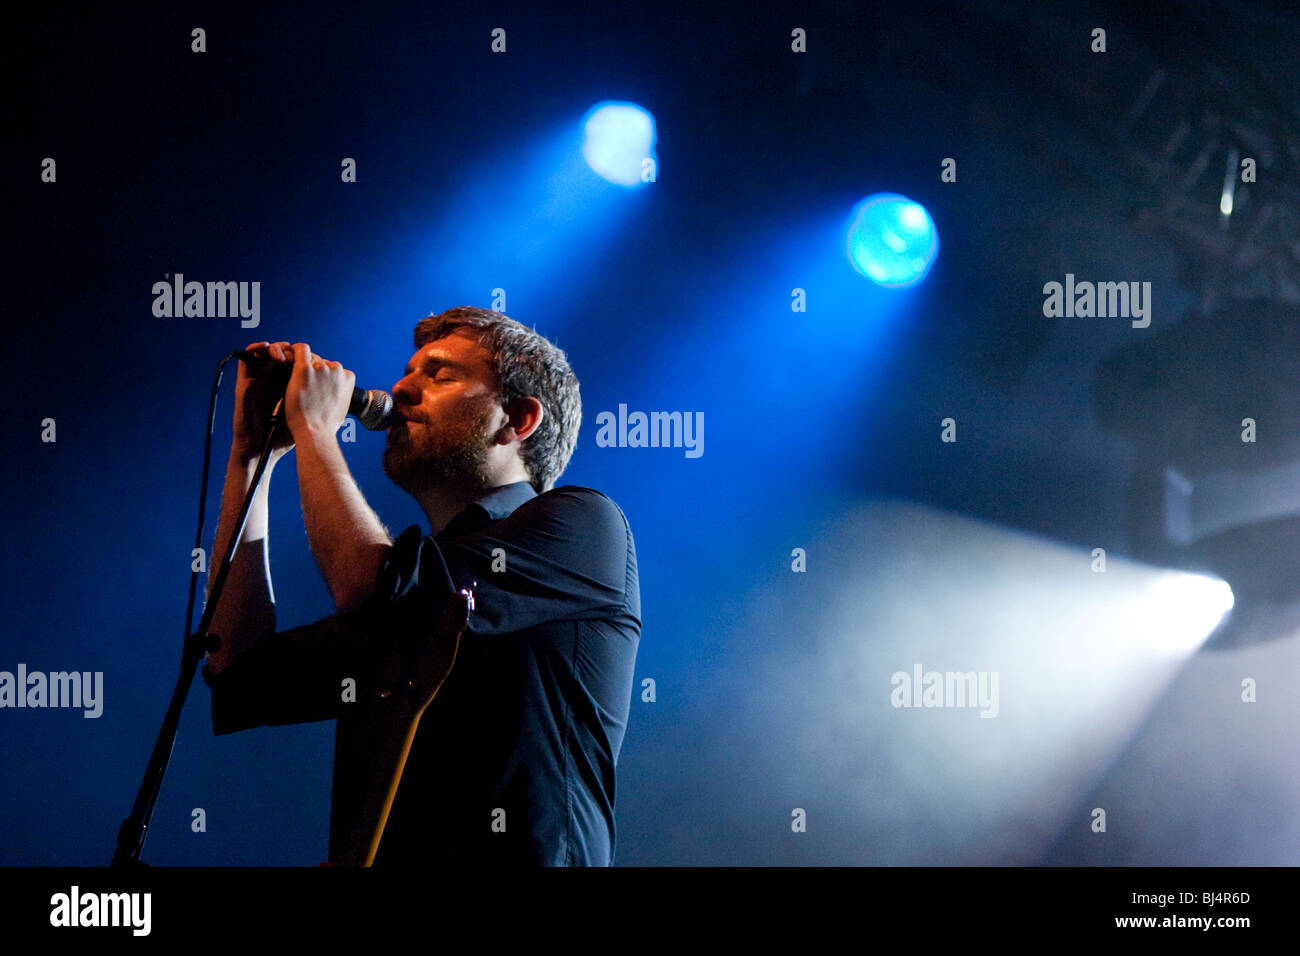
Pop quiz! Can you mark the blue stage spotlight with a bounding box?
[845,193,939,286]
[582,102,656,187]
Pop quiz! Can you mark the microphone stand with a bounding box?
[111,397,286,867]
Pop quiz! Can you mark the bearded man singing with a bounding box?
[202,307,641,866]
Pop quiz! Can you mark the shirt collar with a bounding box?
[473,480,537,520]
[436,481,537,539]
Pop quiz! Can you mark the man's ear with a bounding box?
[496,396,544,444]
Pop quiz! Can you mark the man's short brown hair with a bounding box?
[413,307,581,493]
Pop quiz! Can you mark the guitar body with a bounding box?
[329,587,474,866]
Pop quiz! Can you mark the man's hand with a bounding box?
[284,342,356,443]
[232,340,295,464]
[282,342,392,611]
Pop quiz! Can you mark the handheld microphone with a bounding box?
[233,349,398,431]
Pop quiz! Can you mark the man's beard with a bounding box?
[382,406,497,496]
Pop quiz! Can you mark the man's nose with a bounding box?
[391,376,418,404]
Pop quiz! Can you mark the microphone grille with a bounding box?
[357,389,396,431]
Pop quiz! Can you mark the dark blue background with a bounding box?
[7,1,1299,866]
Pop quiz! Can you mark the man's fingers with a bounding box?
[290,343,313,376]
[289,344,343,373]
[288,344,348,382]
[241,341,293,362]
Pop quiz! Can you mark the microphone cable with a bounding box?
[182,352,240,653]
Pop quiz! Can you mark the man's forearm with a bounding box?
[203,450,278,674]
[295,432,393,611]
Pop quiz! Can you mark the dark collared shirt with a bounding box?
[203,482,641,866]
